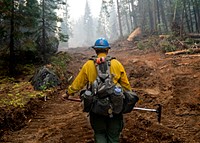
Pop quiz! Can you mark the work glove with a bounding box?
[61,90,71,101]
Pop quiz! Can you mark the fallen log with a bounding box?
[159,35,170,39]
[127,27,142,42]
[165,48,200,55]
[188,33,200,38]
[193,38,200,43]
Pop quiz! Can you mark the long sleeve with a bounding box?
[67,60,97,95]
[110,59,132,91]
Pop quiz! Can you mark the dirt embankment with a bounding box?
[1,43,200,143]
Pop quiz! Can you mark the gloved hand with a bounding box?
[61,90,71,100]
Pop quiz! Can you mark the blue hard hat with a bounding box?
[93,38,110,49]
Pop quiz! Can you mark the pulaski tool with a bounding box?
[63,96,162,123]
[133,104,162,123]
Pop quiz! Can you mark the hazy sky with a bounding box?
[68,0,102,20]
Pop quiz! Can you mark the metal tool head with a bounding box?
[155,104,162,123]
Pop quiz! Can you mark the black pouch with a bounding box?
[110,86,124,114]
[81,90,94,112]
[92,97,111,116]
[123,91,139,114]
[110,94,124,114]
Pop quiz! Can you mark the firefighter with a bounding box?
[62,37,132,143]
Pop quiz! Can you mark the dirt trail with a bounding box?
[1,44,200,143]
[1,95,93,143]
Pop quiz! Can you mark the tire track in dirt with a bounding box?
[1,96,94,143]
[1,48,94,143]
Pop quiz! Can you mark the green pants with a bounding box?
[89,112,124,143]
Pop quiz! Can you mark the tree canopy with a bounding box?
[0,0,199,76]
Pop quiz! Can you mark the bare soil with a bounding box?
[1,41,200,143]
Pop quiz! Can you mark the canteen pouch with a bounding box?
[123,90,139,114]
[81,90,94,112]
[110,86,124,114]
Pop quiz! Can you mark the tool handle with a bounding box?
[133,107,157,112]
[67,98,81,102]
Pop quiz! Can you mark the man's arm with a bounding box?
[111,59,132,91]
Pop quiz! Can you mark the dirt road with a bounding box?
[1,42,200,143]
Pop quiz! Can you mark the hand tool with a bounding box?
[64,96,162,123]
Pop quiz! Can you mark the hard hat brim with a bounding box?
[92,46,110,49]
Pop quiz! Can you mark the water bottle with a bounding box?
[114,86,122,96]
[85,90,92,97]
[82,90,93,112]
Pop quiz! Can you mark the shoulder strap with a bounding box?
[105,56,115,67]
[89,55,115,81]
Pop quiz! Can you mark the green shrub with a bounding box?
[159,40,177,52]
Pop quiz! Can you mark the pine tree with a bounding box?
[38,0,67,63]
[108,2,119,41]
[97,1,112,39]
[83,0,94,45]
[60,0,70,48]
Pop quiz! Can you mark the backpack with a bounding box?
[81,56,124,117]
[80,56,139,116]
